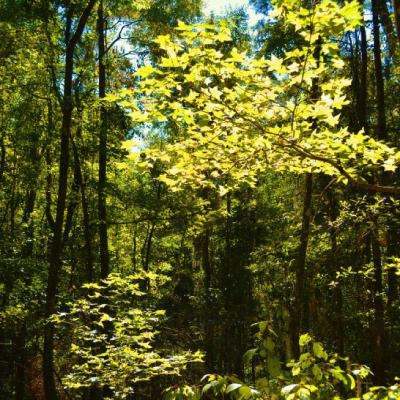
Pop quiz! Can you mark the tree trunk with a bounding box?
[14,323,27,400]
[97,0,110,279]
[43,2,97,399]
[371,228,385,384]
[71,135,94,281]
[372,0,387,141]
[202,227,214,371]
[291,173,313,358]
[359,23,368,132]
[326,187,344,354]
[377,0,397,57]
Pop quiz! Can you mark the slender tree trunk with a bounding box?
[370,0,387,383]
[290,32,321,357]
[143,222,156,272]
[71,135,94,281]
[372,0,387,141]
[97,0,110,279]
[377,0,397,57]
[143,181,161,271]
[62,171,79,245]
[202,227,214,370]
[43,2,97,399]
[387,223,399,306]
[359,24,368,132]
[371,227,385,384]
[291,173,313,358]
[14,323,27,400]
[326,187,344,354]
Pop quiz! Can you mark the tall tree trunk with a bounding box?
[97,0,110,279]
[143,222,156,272]
[291,173,313,358]
[371,0,387,384]
[326,187,344,354]
[371,227,385,384]
[372,0,387,141]
[71,135,94,281]
[290,33,321,358]
[43,2,97,399]
[377,0,397,57]
[359,23,368,132]
[14,323,27,400]
[202,227,214,370]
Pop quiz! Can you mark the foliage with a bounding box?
[117,0,400,199]
[53,273,203,399]
[2,0,400,399]
[165,326,400,400]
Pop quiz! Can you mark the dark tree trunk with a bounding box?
[97,0,110,279]
[371,0,389,384]
[71,135,94,281]
[290,33,322,358]
[202,228,214,371]
[14,323,27,400]
[359,23,368,132]
[371,228,385,384]
[372,0,387,141]
[43,2,97,399]
[377,0,397,57]
[326,187,344,354]
[291,173,313,358]
[143,222,156,272]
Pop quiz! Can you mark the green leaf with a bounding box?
[312,342,328,360]
[299,334,311,347]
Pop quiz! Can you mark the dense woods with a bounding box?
[1,0,400,399]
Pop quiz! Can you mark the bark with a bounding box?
[62,171,79,245]
[97,0,110,279]
[143,222,156,272]
[21,187,37,257]
[14,323,27,400]
[202,227,214,371]
[326,187,344,354]
[291,173,313,358]
[359,23,368,132]
[43,2,97,399]
[371,0,389,384]
[45,150,55,232]
[372,0,387,141]
[371,228,385,384]
[377,0,397,57]
[290,35,321,358]
[387,223,399,306]
[71,135,94,281]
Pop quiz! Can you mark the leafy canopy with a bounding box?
[115,0,400,196]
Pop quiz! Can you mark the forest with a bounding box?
[2,0,400,399]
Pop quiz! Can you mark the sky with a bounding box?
[203,0,261,26]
